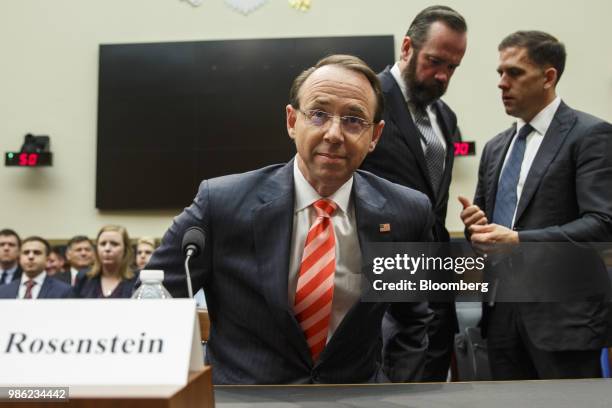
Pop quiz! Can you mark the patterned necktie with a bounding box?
[411,104,446,194]
[492,124,534,228]
[294,199,337,361]
[23,280,36,299]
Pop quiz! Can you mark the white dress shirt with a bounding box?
[17,271,47,299]
[70,267,80,286]
[288,158,362,342]
[500,96,562,227]
[390,62,448,168]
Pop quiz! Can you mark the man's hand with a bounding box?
[458,196,487,233]
[470,223,519,244]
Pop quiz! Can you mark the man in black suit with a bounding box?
[361,5,467,381]
[0,236,73,299]
[0,229,22,285]
[460,31,612,379]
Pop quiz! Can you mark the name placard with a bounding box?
[0,299,203,386]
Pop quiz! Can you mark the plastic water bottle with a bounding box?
[132,269,173,299]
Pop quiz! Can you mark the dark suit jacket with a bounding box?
[55,268,90,287]
[361,67,462,242]
[147,160,435,385]
[75,274,137,298]
[0,265,22,285]
[474,101,612,351]
[0,275,73,298]
[53,270,72,285]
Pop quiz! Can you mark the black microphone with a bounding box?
[182,226,206,258]
[181,227,206,299]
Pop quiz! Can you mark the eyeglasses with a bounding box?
[298,109,374,137]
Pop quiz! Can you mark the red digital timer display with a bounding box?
[5,152,52,167]
[19,153,38,166]
[453,141,476,157]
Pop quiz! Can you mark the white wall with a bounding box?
[1,0,611,238]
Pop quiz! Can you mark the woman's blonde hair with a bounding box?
[88,225,135,280]
[136,237,157,249]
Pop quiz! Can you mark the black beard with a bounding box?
[402,52,447,109]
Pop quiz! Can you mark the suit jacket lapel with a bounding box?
[38,276,51,298]
[13,267,22,283]
[515,102,576,223]
[487,126,516,217]
[432,101,455,146]
[252,160,311,364]
[381,68,432,196]
[431,102,455,205]
[353,172,393,246]
[351,173,393,309]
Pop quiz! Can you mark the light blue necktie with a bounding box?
[492,124,534,228]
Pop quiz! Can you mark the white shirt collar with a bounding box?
[390,62,409,103]
[20,270,47,287]
[292,157,352,214]
[517,96,562,136]
[1,264,18,274]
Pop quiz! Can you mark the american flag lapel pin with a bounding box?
[379,223,391,233]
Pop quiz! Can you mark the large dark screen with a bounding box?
[96,36,394,210]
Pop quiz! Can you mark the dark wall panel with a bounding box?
[97,36,394,209]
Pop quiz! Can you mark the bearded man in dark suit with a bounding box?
[361,5,468,381]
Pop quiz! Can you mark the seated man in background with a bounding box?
[0,229,22,285]
[47,245,68,278]
[57,235,95,286]
[147,54,434,384]
[0,236,73,299]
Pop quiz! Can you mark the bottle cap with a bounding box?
[140,269,164,282]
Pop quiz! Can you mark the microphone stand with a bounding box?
[184,249,195,299]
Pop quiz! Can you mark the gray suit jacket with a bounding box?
[147,160,435,384]
[475,101,612,350]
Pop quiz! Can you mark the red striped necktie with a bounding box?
[24,280,36,299]
[294,199,337,361]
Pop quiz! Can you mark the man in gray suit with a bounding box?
[460,31,612,379]
[148,54,435,384]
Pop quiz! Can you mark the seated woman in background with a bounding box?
[135,237,156,271]
[76,225,136,298]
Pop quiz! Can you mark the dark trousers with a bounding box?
[422,302,457,381]
[487,303,601,380]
